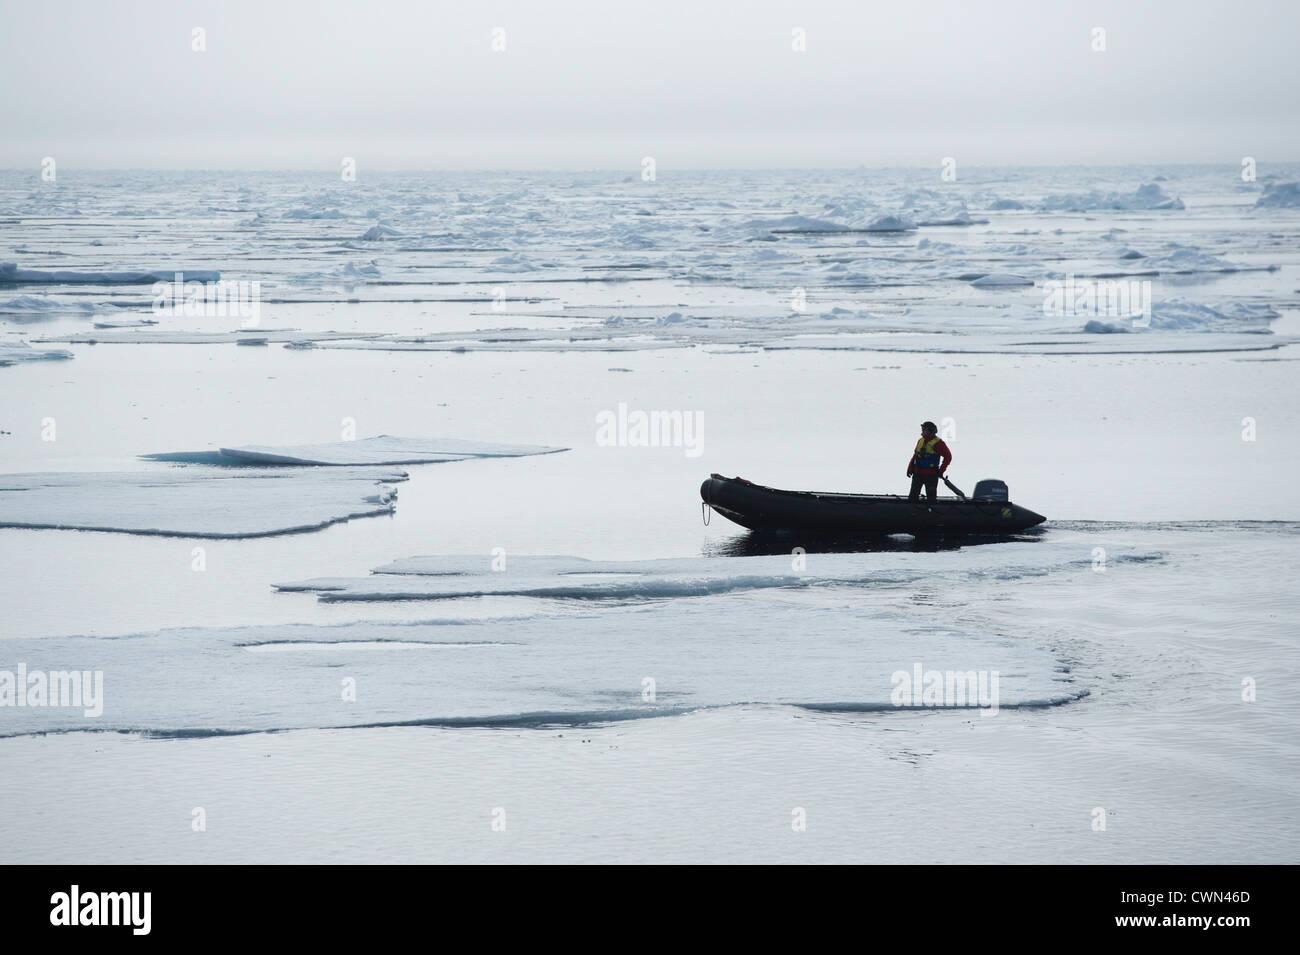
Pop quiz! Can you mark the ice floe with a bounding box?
[37,329,384,345]
[1253,182,1300,209]
[1039,182,1184,212]
[0,468,405,538]
[276,546,1161,602]
[970,272,1036,288]
[142,435,566,466]
[0,594,1090,736]
[1082,299,1279,334]
[742,215,852,233]
[762,331,1288,355]
[359,224,404,240]
[0,263,220,284]
[0,338,74,366]
[863,214,918,232]
[0,295,114,315]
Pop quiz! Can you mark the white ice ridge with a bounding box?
[0,467,405,538]
[143,435,567,466]
[275,545,1163,602]
[0,598,1086,737]
[0,263,220,284]
[0,338,73,366]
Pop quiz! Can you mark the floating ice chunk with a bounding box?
[1143,244,1237,273]
[0,295,111,314]
[359,223,403,240]
[970,272,1035,288]
[1039,183,1184,212]
[1082,320,1128,334]
[863,215,918,232]
[1253,181,1300,209]
[490,252,542,270]
[750,247,799,261]
[92,318,158,329]
[142,435,566,467]
[988,198,1027,210]
[338,261,381,279]
[0,262,220,284]
[916,209,988,227]
[283,207,345,219]
[0,467,405,538]
[742,215,851,233]
[0,338,74,366]
[1144,299,1279,332]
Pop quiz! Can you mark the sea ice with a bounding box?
[142,435,566,467]
[0,467,405,537]
[38,329,384,345]
[0,594,1091,736]
[1039,183,1184,212]
[1253,181,1300,209]
[0,263,220,284]
[863,214,918,232]
[970,273,1036,288]
[275,546,1161,602]
[0,338,74,366]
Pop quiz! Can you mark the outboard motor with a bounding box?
[972,478,1009,502]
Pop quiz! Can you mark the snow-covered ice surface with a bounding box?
[275,546,1160,601]
[144,435,566,466]
[1,164,1298,863]
[0,467,404,537]
[0,594,1083,737]
[3,165,1296,360]
[0,262,219,284]
[39,329,384,345]
[0,337,72,365]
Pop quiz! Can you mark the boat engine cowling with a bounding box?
[972,479,1009,502]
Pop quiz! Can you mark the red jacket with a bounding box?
[908,438,952,476]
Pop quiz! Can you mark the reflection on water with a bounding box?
[703,529,1045,556]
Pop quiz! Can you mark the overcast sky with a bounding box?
[2,0,1297,169]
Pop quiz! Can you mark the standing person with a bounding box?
[907,421,952,506]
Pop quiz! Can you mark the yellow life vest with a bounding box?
[914,436,942,469]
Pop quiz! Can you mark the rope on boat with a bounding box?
[701,501,711,525]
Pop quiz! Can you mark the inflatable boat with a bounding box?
[700,474,1046,535]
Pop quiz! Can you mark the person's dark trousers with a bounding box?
[909,473,939,504]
